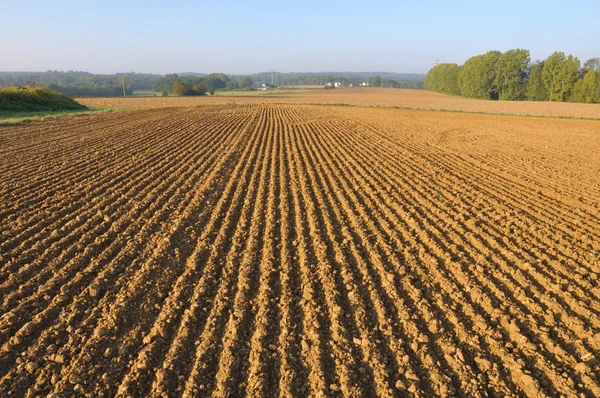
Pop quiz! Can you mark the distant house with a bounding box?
[349,83,353,87]
[325,82,333,87]
[359,81,370,87]
[334,81,342,87]
[260,83,276,91]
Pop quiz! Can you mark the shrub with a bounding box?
[193,84,206,96]
[172,81,189,96]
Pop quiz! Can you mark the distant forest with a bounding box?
[0,71,425,97]
[425,50,600,103]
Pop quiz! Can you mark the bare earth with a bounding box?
[1,90,600,397]
[80,88,600,119]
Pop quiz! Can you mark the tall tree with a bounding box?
[193,83,206,96]
[237,76,254,89]
[542,52,580,102]
[596,71,600,102]
[495,49,530,100]
[117,75,128,97]
[153,74,179,93]
[27,75,38,88]
[572,69,597,103]
[369,75,382,87]
[172,81,189,96]
[459,51,501,99]
[424,63,461,95]
[583,58,600,72]
[526,62,547,101]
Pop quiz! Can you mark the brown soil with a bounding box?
[80,88,600,119]
[1,100,599,397]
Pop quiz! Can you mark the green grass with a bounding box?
[0,86,87,113]
[0,107,112,125]
[0,86,101,125]
[131,90,167,97]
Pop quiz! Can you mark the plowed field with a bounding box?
[80,88,600,119]
[1,102,600,397]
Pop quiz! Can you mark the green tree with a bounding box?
[237,76,254,89]
[203,73,228,91]
[368,76,381,87]
[172,81,189,96]
[495,49,530,100]
[583,58,600,72]
[572,69,597,103]
[153,74,179,93]
[193,83,206,96]
[369,75,382,87]
[542,52,580,102]
[526,62,547,101]
[424,63,461,95]
[596,71,600,102]
[458,51,501,99]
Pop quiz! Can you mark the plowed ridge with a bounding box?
[1,103,599,397]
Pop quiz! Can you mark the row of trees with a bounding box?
[0,70,429,97]
[0,71,427,92]
[0,71,155,91]
[47,83,133,97]
[0,72,140,97]
[364,75,424,89]
[254,71,424,86]
[425,50,600,103]
[153,72,425,92]
[152,73,256,93]
[171,81,206,96]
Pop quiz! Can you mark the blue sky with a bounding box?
[1,0,598,74]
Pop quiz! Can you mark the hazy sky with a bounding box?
[1,0,598,74]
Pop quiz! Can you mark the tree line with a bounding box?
[251,71,424,89]
[44,83,133,97]
[425,50,600,103]
[0,70,429,97]
[0,71,154,88]
[0,71,154,97]
[364,75,424,89]
[152,73,247,94]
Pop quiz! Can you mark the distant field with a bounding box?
[128,89,319,98]
[213,89,319,96]
[279,85,324,89]
[80,88,600,119]
[2,90,600,397]
[131,90,164,97]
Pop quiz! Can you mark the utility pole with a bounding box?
[435,57,440,66]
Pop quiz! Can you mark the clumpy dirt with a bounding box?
[1,101,599,397]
